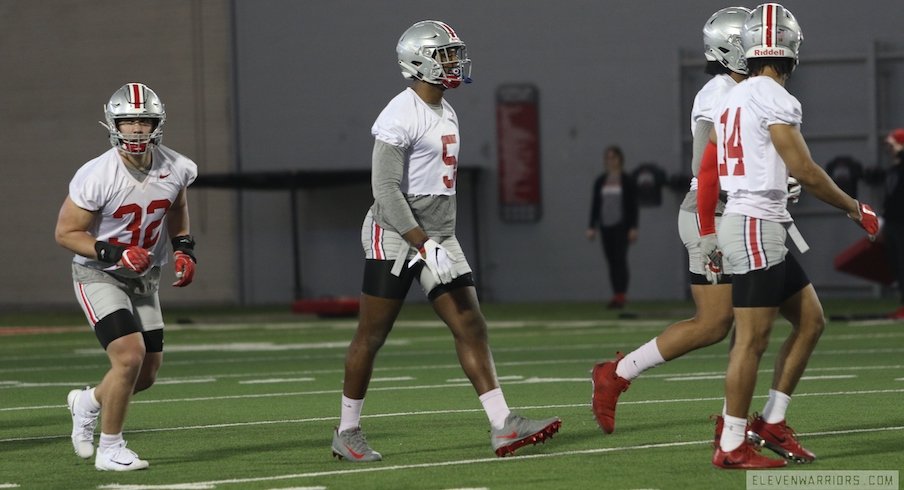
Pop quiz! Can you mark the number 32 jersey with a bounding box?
[714,76,802,222]
[68,145,198,273]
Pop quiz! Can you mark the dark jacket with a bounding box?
[588,172,639,229]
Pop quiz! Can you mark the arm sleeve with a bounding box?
[696,140,720,236]
[690,120,715,178]
[371,139,419,235]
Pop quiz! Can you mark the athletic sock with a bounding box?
[479,388,511,430]
[78,387,101,413]
[719,415,747,452]
[615,338,666,380]
[98,432,123,450]
[762,389,791,424]
[337,395,364,433]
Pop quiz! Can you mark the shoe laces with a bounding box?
[103,441,138,462]
[753,412,799,441]
[341,428,373,453]
[74,410,98,436]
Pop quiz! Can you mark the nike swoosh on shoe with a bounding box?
[344,445,365,459]
[495,431,519,440]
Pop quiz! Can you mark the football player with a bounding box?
[55,83,198,471]
[591,6,750,435]
[331,20,561,462]
[707,4,877,469]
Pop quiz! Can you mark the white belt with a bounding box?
[786,222,810,254]
[390,240,412,277]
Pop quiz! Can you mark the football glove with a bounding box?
[407,238,458,284]
[172,251,196,287]
[698,233,722,285]
[848,201,879,240]
[119,247,151,274]
[787,177,801,204]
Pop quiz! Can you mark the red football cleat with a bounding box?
[750,415,816,463]
[712,440,787,469]
[591,352,630,434]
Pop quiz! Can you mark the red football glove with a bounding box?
[849,201,879,240]
[119,247,151,273]
[172,251,196,287]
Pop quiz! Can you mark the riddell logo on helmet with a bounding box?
[753,48,787,56]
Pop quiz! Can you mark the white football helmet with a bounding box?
[397,20,471,89]
[741,3,803,62]
[101,83,166,154]
[703,6,752,74]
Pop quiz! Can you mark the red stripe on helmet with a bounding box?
[130,83,143,109]
[437,21,459,41]
[764,4,775,48]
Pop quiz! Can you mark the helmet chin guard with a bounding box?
[397,20,472,88]
[101,83,166,154]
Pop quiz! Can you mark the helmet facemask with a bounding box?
[110,118,164,155]
[423,44,471,88]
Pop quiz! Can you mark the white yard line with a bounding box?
[3,388,903,445]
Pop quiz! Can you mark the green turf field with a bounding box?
[1,301,902,489]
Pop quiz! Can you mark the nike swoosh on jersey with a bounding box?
[159,173,171,179]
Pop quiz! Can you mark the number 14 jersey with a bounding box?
[714,76,802,222]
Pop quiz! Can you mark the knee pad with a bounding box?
[94,309,141,350]
[142,329,164,353]
[427,273,476,301]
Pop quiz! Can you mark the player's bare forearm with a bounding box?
[770,124,858,215]
[166,189,191,238]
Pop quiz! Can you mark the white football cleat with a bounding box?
[95,441,149,471]
[67,388,99,459]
